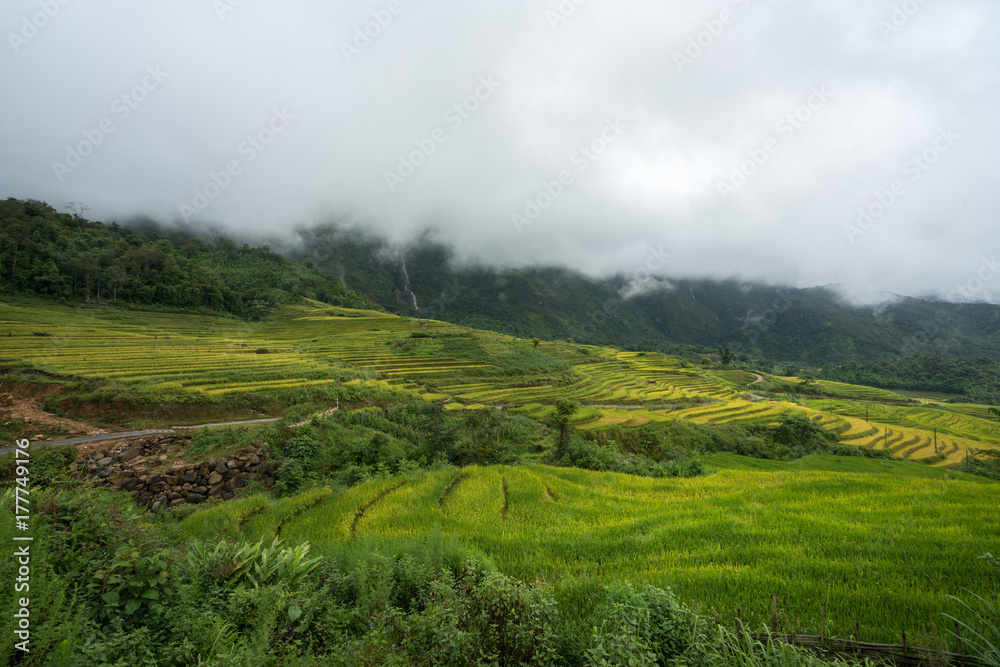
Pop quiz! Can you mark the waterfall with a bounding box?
[400,256,418,311]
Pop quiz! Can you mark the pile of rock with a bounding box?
[72,436,276,511]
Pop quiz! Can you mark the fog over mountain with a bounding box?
[2,0,999,303]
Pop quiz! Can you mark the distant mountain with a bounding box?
[290,224,1000,367]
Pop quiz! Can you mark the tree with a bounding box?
[549,399,579,459]
[717,345,734,366]
[462,407,510,463]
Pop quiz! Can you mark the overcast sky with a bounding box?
[3,0,999,303]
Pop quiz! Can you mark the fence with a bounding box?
[730,595,988,666]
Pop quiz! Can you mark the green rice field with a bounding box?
[181,457,999,645]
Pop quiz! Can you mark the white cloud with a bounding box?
[2,0,999,302]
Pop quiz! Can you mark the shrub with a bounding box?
[584,583,695,667]
[275,459,306,497]
[188,426,222,456]
[283,433,319,463]
[87,544,179,620]
[0,445,75,486]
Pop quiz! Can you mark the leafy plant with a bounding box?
[88,545,178,619]
[233,537,321,589]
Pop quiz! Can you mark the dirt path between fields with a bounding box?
[0,392,99,439]
[747,374,767,401]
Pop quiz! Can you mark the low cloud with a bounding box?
[2,0,999,302]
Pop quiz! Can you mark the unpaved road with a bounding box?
[0,418,280,456]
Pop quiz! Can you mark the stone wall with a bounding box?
[72,435,276,511]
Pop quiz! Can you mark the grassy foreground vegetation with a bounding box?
[3,459,996,666]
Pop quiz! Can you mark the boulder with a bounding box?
[119,445,143,464]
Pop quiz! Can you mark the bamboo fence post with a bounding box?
[902,629,907,655]
[820,605,825,647]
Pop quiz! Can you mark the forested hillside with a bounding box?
[291,224,1000,366]
[0,199,371,319]
[821,355,1000,405]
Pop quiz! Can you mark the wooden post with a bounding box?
[820,605,825,647]
[855,620,861,643]
[736,608,742,633]
[771,595,778,634]
[902,629,907,654]
[955,620,964,655]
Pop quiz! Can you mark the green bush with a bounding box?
[87,544,179,620]
[188,426,222,456]
[275,459,306,497]
[584,583,695,667]
[0,445,75,487]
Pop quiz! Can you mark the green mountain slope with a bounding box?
[292,225,1000,366]
[0,199,372,319]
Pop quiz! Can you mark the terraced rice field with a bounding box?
[1,302,748,415]
[3,300,998,467]
[806,399,1000,457]
[182,461,1000,645]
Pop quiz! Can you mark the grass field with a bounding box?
[181,458,999,646]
